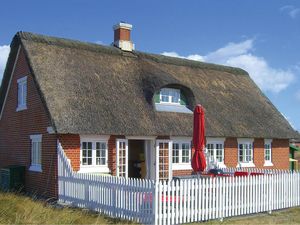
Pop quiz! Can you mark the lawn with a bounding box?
[0,191,300,224]
[0,191,136,224]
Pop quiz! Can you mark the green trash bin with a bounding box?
[0,165,25,191]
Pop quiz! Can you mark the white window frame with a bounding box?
[237,138,255,168]
[79,135,109,173]
[264,139,273,166]
[171,137,192,170]
[159,88,181,105]
[16,76,27,111]
[29,134,42,172]
[206,138,226,168]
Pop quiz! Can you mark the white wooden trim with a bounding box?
[78,166,110,173]
[17,76,27,83]
[47,126,55,134]
[159,87,181,104]
[264,139,273,166]
[30,134,42,172]
[206,137,226,143]
[30,134,42,141]
[79,135,109,173]
[263,161,274,167]
[155,140,172,181]
[206,138,226,167]
[237,138,254,165]
[168,140,173,180]
[16,76,27,111]
[126,136,156,140]
[0,46,20,120]
[170,136,192,141]
[116,139,128,178]
[80,134,110,141]
[265,139,272,144]
[171,140,192,170]
[29,164,42,172]
[172,163,192,170]
[236,162,256,168]
[237,138,254,143]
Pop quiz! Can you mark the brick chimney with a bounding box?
[113,22,135,51]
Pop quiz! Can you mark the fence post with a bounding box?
[153,181,158,225]
[112,177,117,218]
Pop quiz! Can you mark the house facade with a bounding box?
[0,23,299,198]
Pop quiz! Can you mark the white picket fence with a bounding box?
[57,143,300,225]
[156,173,300,225]
[57,143,155,224]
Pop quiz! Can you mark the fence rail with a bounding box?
[57,142,300,225]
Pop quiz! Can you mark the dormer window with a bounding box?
[154,86,192,113]
[160,88,180,104]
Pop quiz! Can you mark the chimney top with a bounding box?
[113,22,135,52]
[113,22,132,31]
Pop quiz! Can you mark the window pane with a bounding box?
[96,142,107,165]
[182,143,190,163]
[172,143,179,163]
[23,83,27,105]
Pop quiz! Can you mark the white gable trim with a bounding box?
[0,46,21,120]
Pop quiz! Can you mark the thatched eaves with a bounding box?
[0,31,298,139]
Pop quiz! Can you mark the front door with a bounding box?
[144,139,156,180]
[116,139,128,178]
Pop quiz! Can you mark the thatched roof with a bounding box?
[0,31,298,139]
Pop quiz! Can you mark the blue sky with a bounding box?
[0,0,299,131]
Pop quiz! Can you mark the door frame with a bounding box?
[116,139,128,178]
[155,140,172,181]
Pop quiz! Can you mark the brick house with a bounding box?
[0,23,299,198]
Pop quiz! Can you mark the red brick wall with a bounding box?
[0,47,58,198]
[224,138,238,167]
[108,135,117,176]
[173,170,193,176]
[253,138,265,168]
[272,139,289,169]
[114,28,131,42]
[58,134,80,171]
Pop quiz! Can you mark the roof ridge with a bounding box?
[17,31,248,76]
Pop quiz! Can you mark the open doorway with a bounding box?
[128,140,145,178]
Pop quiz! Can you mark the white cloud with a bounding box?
[280,5,300,19]
[161,39,295,93]
[0,45,10,81]
[95,40,103,45]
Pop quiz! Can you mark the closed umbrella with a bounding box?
[191,105,206,172]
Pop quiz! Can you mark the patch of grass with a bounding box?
[190,207,300,224]
[0,191,136,224]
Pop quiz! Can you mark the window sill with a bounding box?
[16,105,27,112]
[216,162,227,168]
[236,162,255,168]
[264,161,274,167]
[29,165,42,172]
[172,163,192,170]
[79,166,110,173]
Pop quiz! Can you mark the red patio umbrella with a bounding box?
[191,105,207,172]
